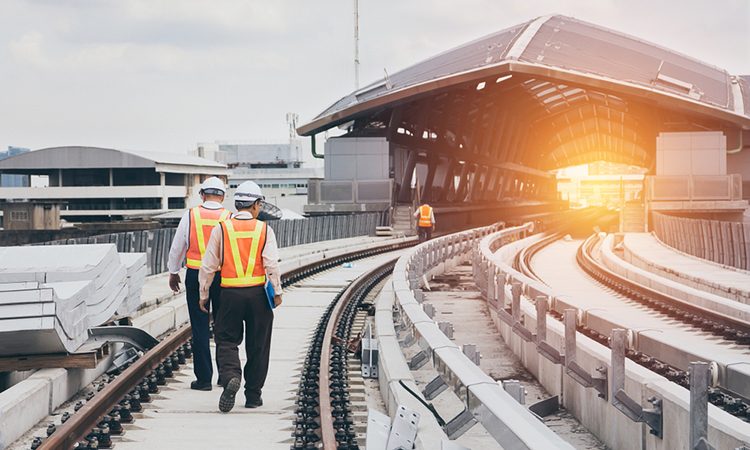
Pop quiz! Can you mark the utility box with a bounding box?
[324,137,390,181]
[656,131,726,176]
[305,137,393,214]
[1,201,61,230]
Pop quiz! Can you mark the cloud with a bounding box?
[0,0,748,154]
[8,31,49,67]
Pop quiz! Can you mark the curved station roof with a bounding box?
[298,15,750,170]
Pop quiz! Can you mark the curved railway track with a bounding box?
[515,232,750,420]
[37,241,411,450]
[292,259,396,450]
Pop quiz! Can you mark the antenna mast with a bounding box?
[354,0,360,90]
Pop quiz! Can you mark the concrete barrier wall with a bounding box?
[652,212,750,270]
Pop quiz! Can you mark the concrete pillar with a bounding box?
[160,172,168,210]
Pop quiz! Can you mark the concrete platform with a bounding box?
[112,252,402,450]
[621,233,750,304]
[3,235,405,450]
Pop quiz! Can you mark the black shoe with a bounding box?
[219,378,240,413]
[244,398,263,408]
[190,381,212,391]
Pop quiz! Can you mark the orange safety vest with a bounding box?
[220,217,267,288]
[418,205,433,228]
[186,206,230,269]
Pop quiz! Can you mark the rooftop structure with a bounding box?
[298,14,749,223]
[0,146,228,222]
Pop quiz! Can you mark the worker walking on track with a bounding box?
[167,177,230,391]
[199,180,283,413]
[414,203,435,243]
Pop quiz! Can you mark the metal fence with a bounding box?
[651,212,750,270]
[40,212,387,275]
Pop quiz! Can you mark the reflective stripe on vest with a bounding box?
[220,218,267,288]
[186,206,230,269]
[418,205,433,227]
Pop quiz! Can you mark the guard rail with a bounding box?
[391,222,575,449]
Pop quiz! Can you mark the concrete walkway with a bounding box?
[622,233,750,304]
[4,235,403,450]
[114,252,401,450]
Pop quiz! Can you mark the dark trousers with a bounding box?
[185,268,221,383]
[418,226,433,243]
[215,286,274,401]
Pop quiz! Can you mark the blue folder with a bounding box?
[265,279,276,310]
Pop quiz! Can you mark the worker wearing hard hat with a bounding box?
[198,181,283,413]
[167,176,230,391]
[414,203,435,243]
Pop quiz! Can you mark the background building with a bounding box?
[0,147,31,187]
[195,138,323,216]
[0,146,228,222]
[0,201,60,230]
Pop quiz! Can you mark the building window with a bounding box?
[10,210,29,221]
[168,198,186,209]
[165,173,186,186]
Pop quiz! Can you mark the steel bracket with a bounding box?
[423,375,448,401]
[511,322,534,342]
[387,405,420,450]
[443,407,477,440]
[496,307,514,326]
[361,323,379,379]
[566,362,608,400]
[614,391,663,438]
[528,395,560,419]
[537,340,563,364]
[502,380,526,405]
[400,331,415,347]
[408,350,429,370]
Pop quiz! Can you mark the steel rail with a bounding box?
[577,233,750,339]
[319,258,398,449]
[40,325,192,449]
[38,239,413,450]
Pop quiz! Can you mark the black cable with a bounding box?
[397,379,447,427]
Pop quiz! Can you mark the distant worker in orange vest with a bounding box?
[414,203,435,243]
[199,180,283,413]
[167,176,230,391]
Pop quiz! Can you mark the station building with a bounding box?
[0,146,228,223]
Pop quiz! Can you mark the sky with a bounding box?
[0,0,748,155]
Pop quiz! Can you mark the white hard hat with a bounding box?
[234,181,265,203]
[200,177,226,195]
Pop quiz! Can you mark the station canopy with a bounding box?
[298,15,750,171]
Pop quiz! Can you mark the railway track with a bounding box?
[516,232,750,420]
[291,259,395,450]
[37,241,411,450]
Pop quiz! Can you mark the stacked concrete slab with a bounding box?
[0,245,147,356]
[117,253,148,316]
